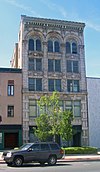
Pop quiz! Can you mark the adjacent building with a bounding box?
[0,68,22,149]
[11,15,88,146]
[87,77,100,148]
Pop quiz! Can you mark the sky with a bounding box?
[0,0,100,77]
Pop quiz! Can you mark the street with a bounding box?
[0,161,100,172]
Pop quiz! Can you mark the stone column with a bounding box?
[61,43,67,92]
[22,39,29,143]
[42,41,48,91]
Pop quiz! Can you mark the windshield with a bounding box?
[19,143,32,150]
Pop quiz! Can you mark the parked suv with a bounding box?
[3,142,64,167]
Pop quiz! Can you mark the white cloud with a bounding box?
[40,0,67,18]
[5,0,40,16]
[86,21,100,32]
[5,0,100,33]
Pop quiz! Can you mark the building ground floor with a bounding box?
[0,125,22,150]
[22,93,89,147]
[29,124,83,147]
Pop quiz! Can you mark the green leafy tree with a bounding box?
[35,113,52,141]
[60,110,73,146]
[34,91,73,143]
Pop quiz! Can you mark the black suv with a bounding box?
[3,142,64,167]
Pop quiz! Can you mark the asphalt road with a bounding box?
[0,161,100,172]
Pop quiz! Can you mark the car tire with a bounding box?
[13,156,23,167]
[48,155,57,166]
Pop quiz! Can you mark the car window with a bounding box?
[41,144,50,150]
[20,143,32,150]
[31,144,40,151]
[50,143,59,150]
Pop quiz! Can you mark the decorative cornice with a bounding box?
[21,15,85,33]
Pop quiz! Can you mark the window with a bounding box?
[66,42,71,54]
[66,41,77,54]
[7,106,14,117]
[36,59,42,71]
[28,38,41,51]
[67,60,79,73]
[65,101,72,111]
[28,58,42,71]
[48,40,53,52]
[31,144,40,151]
[48,59,61,72]
[59,100,64,111]
[29,100,37,117]
[36,39,41,51]
[48,79,61,92]
[28,78,42,91]
[74,101,81,117]
[48,40,60,52]
[67,80,79,92]
[8,80,14,96]
[65,100,81,117]
[29,39,34,51]
[50,143,59,150]
[54,41,60,52]
[28,58,34,71]
[41,144,50,150]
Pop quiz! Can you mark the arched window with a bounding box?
[66,42,71,54]
[66,41,77,54]
[72,42,77,54]
[36,39,41,51]
[29,39,34,51]
[48,40,53,52]
[48,39,60,53]
[54,41,60,52]
[28,38,42,51]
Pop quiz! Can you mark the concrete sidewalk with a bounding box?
[1,152,100,164]
[60,154,100,162]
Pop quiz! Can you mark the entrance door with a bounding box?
[73,132,81,146]
[4,133,18,149]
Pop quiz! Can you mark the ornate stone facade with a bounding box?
[13,15,88,146]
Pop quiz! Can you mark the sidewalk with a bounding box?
[60,154,100,162]
[1,152,100,164]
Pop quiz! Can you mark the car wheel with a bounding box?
[14,156,23,167]
[48,156,57,165]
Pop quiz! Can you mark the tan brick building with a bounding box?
[0,68,22,149]
[11,15,88,146]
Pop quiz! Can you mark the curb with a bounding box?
[1,158,100,164]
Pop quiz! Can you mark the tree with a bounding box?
[34,91,73,144]
[60,110,73,146]
[35,113,52,141]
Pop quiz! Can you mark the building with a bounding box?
[11,15,88,146]
[0,68,22,149]
[87,77,100,148]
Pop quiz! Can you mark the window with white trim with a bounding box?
[8,80,14,96]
